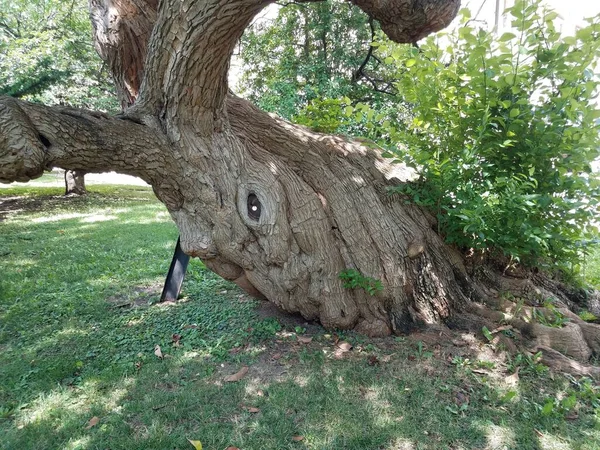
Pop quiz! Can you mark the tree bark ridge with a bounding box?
[0,96,172,184]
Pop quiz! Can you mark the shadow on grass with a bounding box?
[1,186,599,450]
[5,334,600,450]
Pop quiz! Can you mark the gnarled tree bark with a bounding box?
[2,0,599,372]
[64,170,87,195]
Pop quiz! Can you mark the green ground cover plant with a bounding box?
[1,184,599,449]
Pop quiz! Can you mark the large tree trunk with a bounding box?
[1,0,599,372]
[64,169,86,195]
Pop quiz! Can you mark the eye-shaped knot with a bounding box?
[247,193,261,221]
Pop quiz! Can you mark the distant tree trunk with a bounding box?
[64,170,86,195]
[1,0,599,376]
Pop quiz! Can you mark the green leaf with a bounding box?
[500,390,517,403]
[541,401,555,416]
[482,326,493,342]
[405,58,417,68]
[509,108,520,118]
[499,32,517,42]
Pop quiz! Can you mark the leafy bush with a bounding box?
[370,1,600,267]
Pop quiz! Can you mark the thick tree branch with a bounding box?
[86,0,460,134]
[0,96,171,184]
[89,0,158,108]
[136,0,273,134]
[351,0,461,43]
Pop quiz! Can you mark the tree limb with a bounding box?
[0,96,171,184]
[86,0,460,133]
[350,0,461,44]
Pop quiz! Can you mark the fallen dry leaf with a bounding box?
[336,341,352,352]
[172,334,182,347]
[246,407,260,413]
[297,336,313,344]
[187,439,203,450]
[367,355,379,366]
[225,447,240,450]
[381,354,394,363]
[224,366,249,382]
[292,435,304,442]
[333,349,345,359]
[85,416,99,429]
[491,325,514,334]
[454,390,469,406]
[565,411,579,421]
[271,352,283,360]
[154,344,163,359]
[504,367,520,387]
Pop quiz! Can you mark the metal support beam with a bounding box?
[160,236,190,302]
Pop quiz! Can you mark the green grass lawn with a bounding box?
[584,244,600,289]
[1,184,599,450]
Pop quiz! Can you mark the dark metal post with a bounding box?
[160,236,190,302]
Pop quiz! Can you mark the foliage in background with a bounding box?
[355,1,600,269]
[0,0,118,111]
[237,0,397,123]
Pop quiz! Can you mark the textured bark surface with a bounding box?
[2,0,599,374]
[64,170,87,196]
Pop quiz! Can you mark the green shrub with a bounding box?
[369,1,600,267]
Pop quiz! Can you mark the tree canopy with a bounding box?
[0,0,117,111]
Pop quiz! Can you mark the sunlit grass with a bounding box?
[1,184,599,449]
[584,244,600,289]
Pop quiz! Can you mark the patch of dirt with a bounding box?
[106,282,163,308]
[255,300,321,332]
[0,195,55,221]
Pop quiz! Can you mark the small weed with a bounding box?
[414,341,433,359]
[481,326,493,342]
[475,360,496,370]
[578,310,598,322]
[533,300,569,328]
[451,356,471,368]
[251,318,283,341]
[506,352,547,377]
[338,269,383,296]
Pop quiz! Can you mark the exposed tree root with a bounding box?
[447,262,600,379]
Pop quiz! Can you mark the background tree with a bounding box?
[0,0,118,194]
[238,1,390,117]
[1,0,599,372]
[238,0,410,138]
